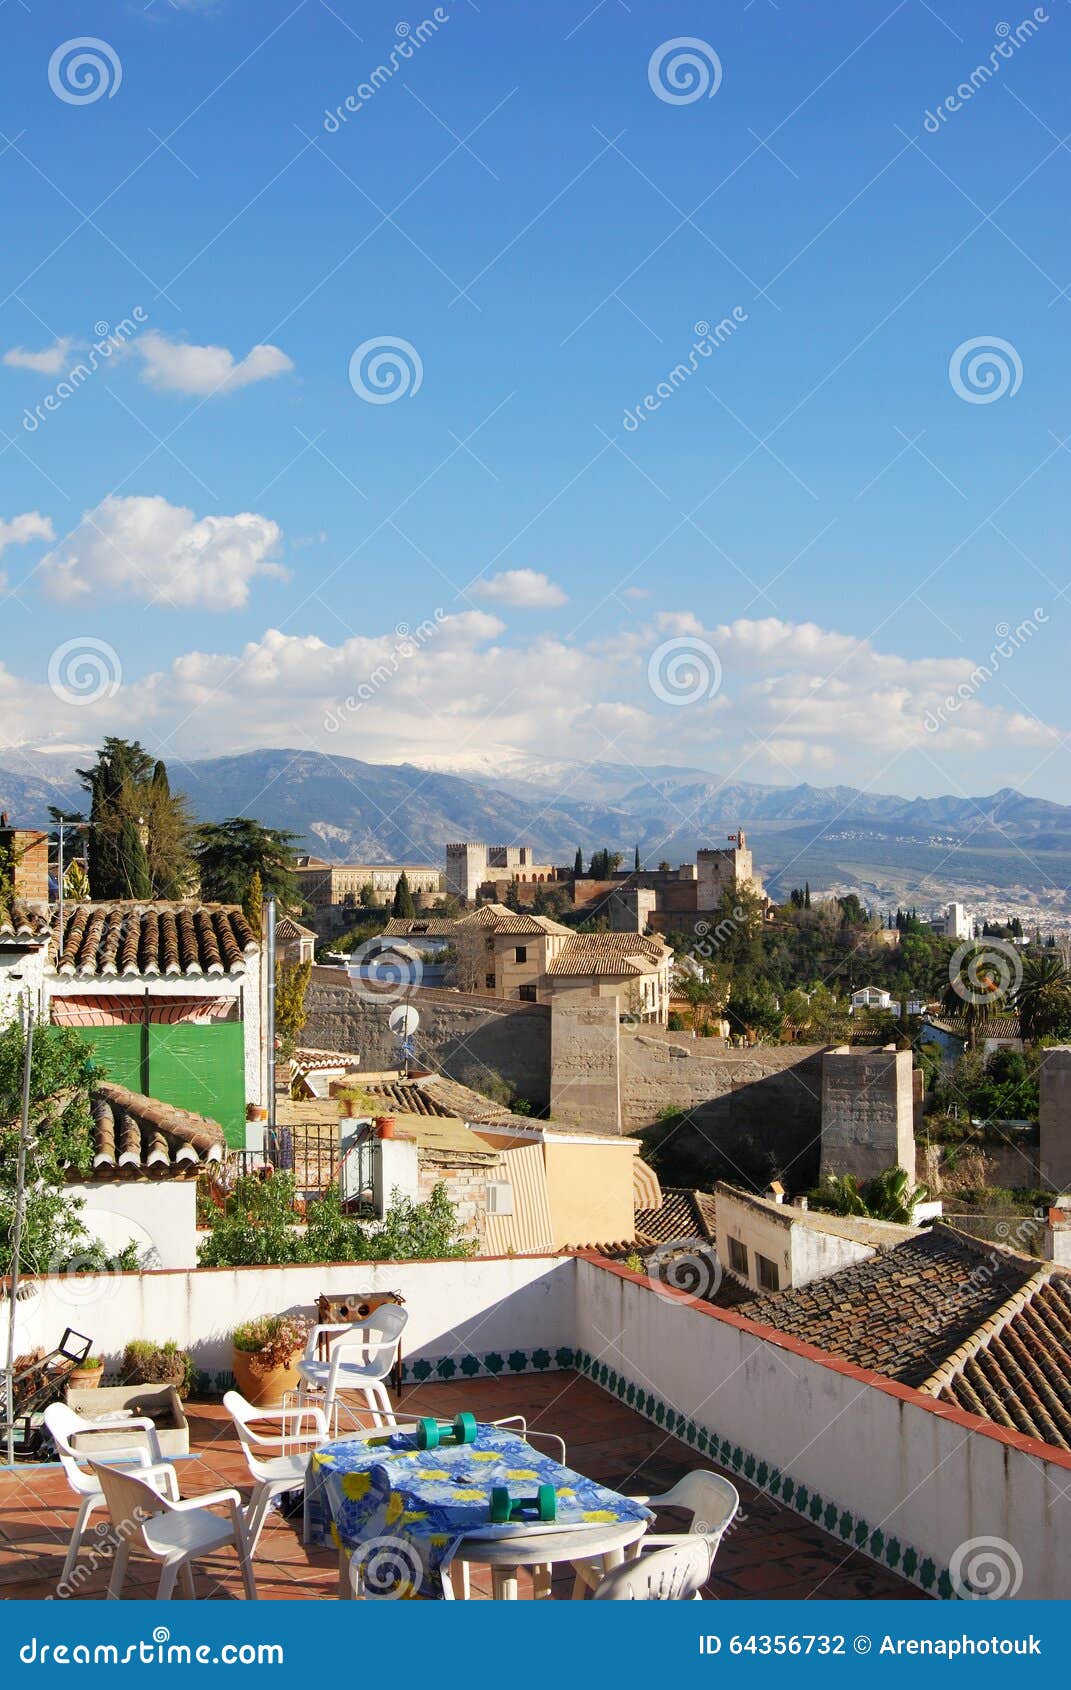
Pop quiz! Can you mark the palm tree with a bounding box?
[936,948,1005,1050]
[1015,952,1071,1041]
[817,1166,928,1224]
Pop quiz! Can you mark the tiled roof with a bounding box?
[459,904,572,937]
[55,902,258,978]
[84,1083,224,1180]
[381,917,458,937]
[0,901,51,944]
[292,1047,361,1072]
[547,932,670,976]
[635,1188,717,1245]
[743,1226,1038,1391]
[277,916,315,940]
[361,1081,456,1118]
[928,1273,1071,1451]
[922,1013,1021,1040]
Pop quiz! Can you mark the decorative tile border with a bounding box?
[401,1346,575,1384]
[574,1348,955,1601]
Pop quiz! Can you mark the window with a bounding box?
[486,1181,514,1216]
[518,983,537,1002]
[728,1236,748,1276]
[515,945,528,963]
[756,1253,780,1292]
[485,974,495,990]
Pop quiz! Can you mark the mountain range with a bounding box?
[3,745,1070,915]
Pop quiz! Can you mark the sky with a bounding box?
[1,0,1070,805]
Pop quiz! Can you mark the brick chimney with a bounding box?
[0,822,50,903]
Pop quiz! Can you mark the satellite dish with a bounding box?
[389,1004,420,1037]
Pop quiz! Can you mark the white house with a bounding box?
[849,985,894,1014]
[714,1181,920,1296]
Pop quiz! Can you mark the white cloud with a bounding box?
[471,569,568,609]
[39,495,285,611]
[135,332,294,396]
[0,511,54,554]
[4,339,74,375]
[2,610,1063,799]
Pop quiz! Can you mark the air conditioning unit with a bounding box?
[486,1181,514,1216]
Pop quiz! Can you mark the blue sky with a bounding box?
[1,0,1069,802]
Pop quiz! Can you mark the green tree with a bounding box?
[0,1020,135,1273]
[275,959,312,1060]
[1015,952,1071,1041]
[391,872,415,919]
[573,845,583,878]
[193,817,299,907]
[243,870,263,935]
[634,844,641,872]
[76,740,192,899]
[814,1165,928,1224]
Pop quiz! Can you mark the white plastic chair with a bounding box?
[489,1416,568,1464]
[88,1460,257,1601]
[43,1403,179,1590]
[594,1535,715,1600]
[296,1305,409,1428]
[572,1469,738,1598]
[223,1392,329,1554]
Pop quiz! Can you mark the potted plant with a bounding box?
[375,1115,397,1140]
[120,1340,195,1400]
[67,1354,105,1391]
[231,1314,310,1407]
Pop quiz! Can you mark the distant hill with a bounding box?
[3,746,1070,911]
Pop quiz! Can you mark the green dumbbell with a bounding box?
[416,1411,478,1450]
[489,1484,557,1525]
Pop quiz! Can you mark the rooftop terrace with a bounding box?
[0,1374,920,1601]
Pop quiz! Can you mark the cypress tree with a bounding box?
[392,872,415,919]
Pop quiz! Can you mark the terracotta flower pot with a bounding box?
[231,1348,304,1408]
[68,1364,104,1392]
[375,1115,397,1140]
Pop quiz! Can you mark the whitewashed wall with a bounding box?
[575,1257,1070,1600]
[67,1182,199,1270]
[12,1255,575,1380]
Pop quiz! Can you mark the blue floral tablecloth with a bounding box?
[305,1422,652,1598]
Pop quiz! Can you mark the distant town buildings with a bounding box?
[445,842,556,902]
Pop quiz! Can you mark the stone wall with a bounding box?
[550,997,621,1134]
[1040,1046,1071,1193]
[303,969,552,1108]
[619,1030,828,1187]
[820,1047,915,1182]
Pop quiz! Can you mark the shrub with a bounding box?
[120,1339,194,1399]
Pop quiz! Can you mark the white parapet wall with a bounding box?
[575,1256,1071,1601]
[11,1255,577,1388]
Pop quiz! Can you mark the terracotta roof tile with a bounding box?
[0,901,51,943]
[743,1226,1038,1390]
[635,1188,716,1245]
[936,1275,1071,1450]
[55,902,257,978]
[547,933,670,976]
[83,1083,224,1181]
